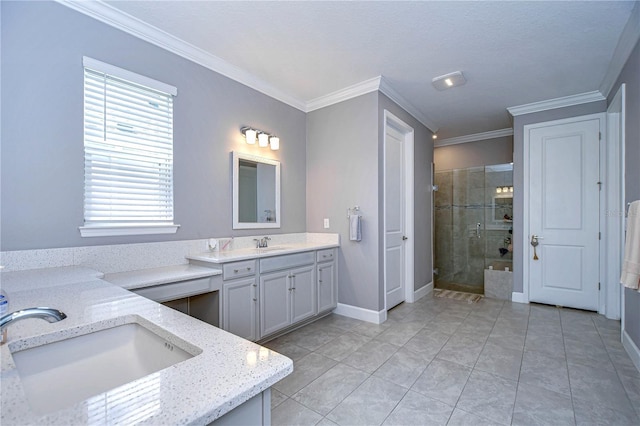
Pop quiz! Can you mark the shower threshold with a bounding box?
[434,280,484,295]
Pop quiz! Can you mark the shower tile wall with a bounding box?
[434,164,513,294]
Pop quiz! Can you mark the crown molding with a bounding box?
[57,0,440,132]
[435,128,513,147]
[600,2,640,97]
[56,0,307,111]
[379,77,438,133]
[507,91,605,117]
[305,76,438,132]
[305,76,382,112]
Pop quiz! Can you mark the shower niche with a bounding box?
[434,163,513,294]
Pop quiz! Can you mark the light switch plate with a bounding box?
[323,218,330,229]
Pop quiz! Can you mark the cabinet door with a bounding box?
[223,278,257,341]
[291,265,316,324]
[317,261,336,313]
[260,271,291,337]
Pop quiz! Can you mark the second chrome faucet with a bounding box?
[254,236,271,248]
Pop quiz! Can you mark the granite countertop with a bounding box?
[0,267,292,425]
[103,264,222,290]
[187,241,339,263]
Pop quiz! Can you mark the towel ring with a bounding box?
[347,206,361,219]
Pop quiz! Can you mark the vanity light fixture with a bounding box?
[432,134,438,140]
[432,71,466,91]
[241,126,280,150]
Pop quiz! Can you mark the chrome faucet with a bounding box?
[254,236,271,248]
[0,307,67,344]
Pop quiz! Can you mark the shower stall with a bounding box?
[434,163,513,294]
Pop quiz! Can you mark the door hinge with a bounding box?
[599,232,601,240]
[597,181,602,190]
[598,282,601,290]
[599,132,602,141]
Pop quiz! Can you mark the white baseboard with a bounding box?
[333,303,387,324]
[413,281,433,302]
[622,330,640,373]
[511,292,529,304]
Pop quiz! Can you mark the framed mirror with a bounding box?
[232,151,281,229]
[486,163,513,228]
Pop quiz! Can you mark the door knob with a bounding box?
[531,235,542,260]
[402,236,408,240]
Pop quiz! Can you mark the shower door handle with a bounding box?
[476,223,481,238]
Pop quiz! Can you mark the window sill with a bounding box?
[79,224,180,237]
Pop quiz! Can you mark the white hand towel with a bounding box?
[621,200,640,290]
[349,214,362,242]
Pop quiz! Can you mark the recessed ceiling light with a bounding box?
[432,71,466,91]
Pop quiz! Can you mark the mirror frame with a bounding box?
[232,151,281,229]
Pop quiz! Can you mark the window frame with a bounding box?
[79,57,179,237]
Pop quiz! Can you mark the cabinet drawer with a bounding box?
[260,251,315,274]
[317,248,336,263]
[223,260,257,280]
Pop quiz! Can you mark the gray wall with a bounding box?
[434,137,513,171]
[306,92,433,313]
[306,93,380,311]
[1,1,307,251]
[608,39,640,349]
[512,101,606,295]
[378,93,434,302]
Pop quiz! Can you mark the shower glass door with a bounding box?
[434,163,513,294]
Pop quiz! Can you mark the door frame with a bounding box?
[383,110,415,309]
[606,84,626,322]
[522,112,613,313]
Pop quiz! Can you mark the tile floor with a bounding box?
[264,294,640,426]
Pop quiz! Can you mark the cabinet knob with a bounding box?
[247,267,252,271]
[252,284,257,287]
[233,269,239,273]
[253,298,257,302]
[319,279,323,283]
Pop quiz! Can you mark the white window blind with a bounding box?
[81,57,179,237]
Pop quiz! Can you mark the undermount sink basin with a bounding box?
[10,317,201,414]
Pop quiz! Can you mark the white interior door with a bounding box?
[527,116,601,310]
[385,125,405,309]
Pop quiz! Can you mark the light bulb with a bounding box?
[496,187,502,193]
[245,129,256,145]
[258,133,269,147]
[270,136,280,150]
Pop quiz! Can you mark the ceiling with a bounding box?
[96,0,636,139]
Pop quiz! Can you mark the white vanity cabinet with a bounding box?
[259,252,316,339]
[316,248,337,313]
[222,260,258,341]
[189,244,339,342]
